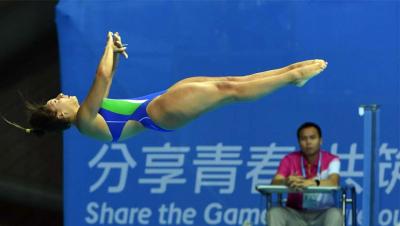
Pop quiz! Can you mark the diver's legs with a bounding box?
[148,60,327,129]
[169,59,320,88]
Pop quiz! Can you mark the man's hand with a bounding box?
[287,175,319,191]
[287,174,306,190]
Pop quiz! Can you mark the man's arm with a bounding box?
[308,157,341,187]
[270,157,304,186]
[272,172,307,188]
[271,174,287,185]
[317,173,340,186]
[302,173,340,187]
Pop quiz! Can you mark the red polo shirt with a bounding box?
[276,150,340,210]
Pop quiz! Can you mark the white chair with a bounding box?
[256,185,357,226]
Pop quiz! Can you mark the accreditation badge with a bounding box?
[302,193,322,209]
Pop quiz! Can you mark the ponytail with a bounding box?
[1,116,45,136]
[2,99,71,136]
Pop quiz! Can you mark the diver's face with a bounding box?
[298,126,322,158]
[46,93,79,121]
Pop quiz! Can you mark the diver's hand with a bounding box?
[113,32,128,59]
[106,31,114,51]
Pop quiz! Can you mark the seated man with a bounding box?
[268,122,343,226]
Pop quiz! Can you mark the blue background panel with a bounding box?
[56,1,399,226]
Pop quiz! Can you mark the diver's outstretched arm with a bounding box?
[105,32,127,98]
[76,32,126,130]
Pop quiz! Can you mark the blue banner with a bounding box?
[56,1,399,226]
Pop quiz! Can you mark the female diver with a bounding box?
[4,32,328,142]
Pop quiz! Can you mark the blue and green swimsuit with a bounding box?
[98,91,172,141]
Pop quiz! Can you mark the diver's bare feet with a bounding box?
[249,59,323,81]
[290,59,327,87]
[285,59,321,71]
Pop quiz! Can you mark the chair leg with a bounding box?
[351,187,357,226]
[267,194,272,210]
[342,190,347,226]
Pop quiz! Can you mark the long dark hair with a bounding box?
[2,101,71,136]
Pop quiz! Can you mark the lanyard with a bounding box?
[301,151,322,179]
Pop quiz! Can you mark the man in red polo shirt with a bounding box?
[267,122,342,226]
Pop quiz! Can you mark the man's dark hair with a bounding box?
[297,122,322,139]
